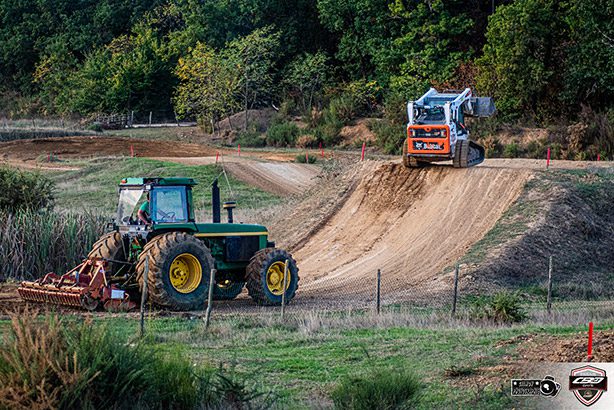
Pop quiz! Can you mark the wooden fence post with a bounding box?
[546,255,552,314]
[281,260,289,319]
[139,255,149,338]
[204,269,216,329]
[149,111,152,126]
[452,264,459,316]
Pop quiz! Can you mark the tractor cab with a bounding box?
[117,177,196,227]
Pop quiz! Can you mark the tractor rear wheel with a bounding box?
[246,248,299,306]
[213,280,245,300]
[87,232,126,276]
[136,232,213,310]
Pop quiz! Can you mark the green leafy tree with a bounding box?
[476,0,564,121]
[173,43,239,131]
[388,0,475,99]
[284,52,329,112]
[562,0,614,108]
[225,27,281,130]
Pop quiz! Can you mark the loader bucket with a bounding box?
[18,259,136,312]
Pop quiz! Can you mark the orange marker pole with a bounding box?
[361,142,366,161]
[238,144,241,156]
[546,147,551,169]
[320,142,324,158]
[588,322,594,362]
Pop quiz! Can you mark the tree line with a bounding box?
[0,0,612,130]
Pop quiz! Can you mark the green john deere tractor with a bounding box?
[84,177,299,310]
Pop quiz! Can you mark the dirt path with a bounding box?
[290,162,532,306]
[153,156,320,195]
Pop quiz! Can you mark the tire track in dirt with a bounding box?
[293,163,532,306]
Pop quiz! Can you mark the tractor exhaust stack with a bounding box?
[212,179,221,223]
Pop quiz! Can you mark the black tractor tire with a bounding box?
[453,139,469,168]
[136,232,214,311]
[213,281,245,300]
[246,248,299,306]
[87,232,127,276]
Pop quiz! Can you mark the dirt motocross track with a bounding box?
[291,163,531,306]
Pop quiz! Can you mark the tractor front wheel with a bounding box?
[136,232,214,310]
[246,248,299,306]
[87,232,126,276]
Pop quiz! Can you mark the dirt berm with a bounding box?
[289,162,531,305]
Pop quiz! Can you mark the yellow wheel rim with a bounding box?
[169,253,202,294]
[266,261,290,296]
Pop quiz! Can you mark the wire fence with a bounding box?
[136,257,614,337]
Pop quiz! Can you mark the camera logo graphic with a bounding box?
[540,376,561,397]
[511,375,561,398]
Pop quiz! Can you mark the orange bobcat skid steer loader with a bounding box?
[402,88,495,168]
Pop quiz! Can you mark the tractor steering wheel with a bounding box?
[156,209,176,221]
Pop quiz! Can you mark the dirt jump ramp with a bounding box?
[294,162,531,306]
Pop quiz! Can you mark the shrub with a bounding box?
[331,369,420,410]
[327,94,356,124]
[371,120,405,155]
[296,134,318,148]
[468,291,527,323]
[0,166,55,211]
[502,142,521,158]
[236,130,266,147]
[86,122,103,132]
[295,153,317,164]
[266,121,299,147]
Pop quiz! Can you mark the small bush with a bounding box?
[331,369,420,410]
[0,166,55,211]
[371,120,405,155]
[503,142,521,158]
[295,153,317,164]
[468,291,527,323]
[296,134,318,148]
[86,122,103,132]
[236,130,266,147]
[328,94,356,124]
[314,114,344,146]
[266,121,299,147]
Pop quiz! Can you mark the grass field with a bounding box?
[28,311,608,409]
[47,157,280,214]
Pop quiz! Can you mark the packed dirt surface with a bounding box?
[0,136,218,161]
[286,162,531,306]
[154,156,319,195]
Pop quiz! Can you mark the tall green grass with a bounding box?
[0,210,106,280]
[0,311,265,409]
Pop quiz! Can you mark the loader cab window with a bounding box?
[151,186,188,223]
[117,188,144,224]
[416,107,445,124]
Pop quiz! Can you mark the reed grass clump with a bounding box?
[0,210,106,280]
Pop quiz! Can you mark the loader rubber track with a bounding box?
[136,232,214,310]
[453,140,484,168]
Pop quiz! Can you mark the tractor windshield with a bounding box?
[117,188,144,224]
[151,186,188,223]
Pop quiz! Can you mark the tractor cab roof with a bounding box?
[119,177,198,188]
